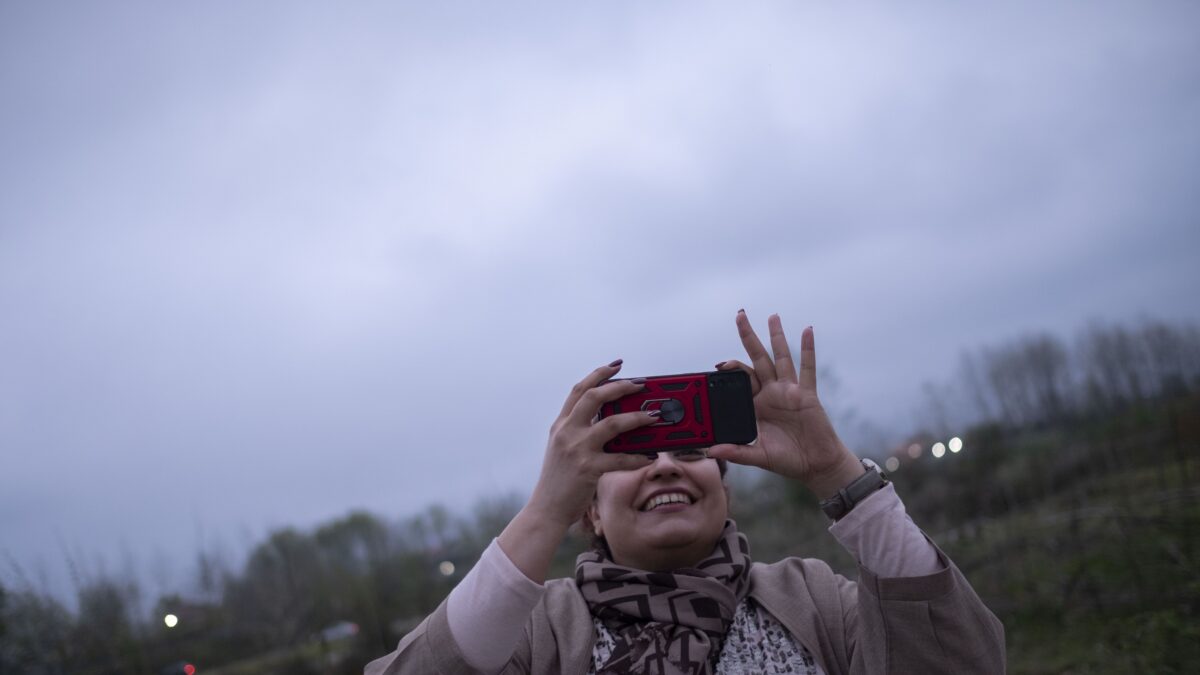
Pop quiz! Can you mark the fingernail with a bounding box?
[630,377,647,384]
[608,358,623,367]
[715,361,726,369]
[737,308,745,314]
[646,410,662,417]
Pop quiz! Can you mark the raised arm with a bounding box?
[710,311,1004,673]
[498,361,656,582]
[365,362,657,675]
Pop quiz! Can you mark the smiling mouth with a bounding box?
[640,492,694,512]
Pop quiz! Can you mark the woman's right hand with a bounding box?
[526,360,659,528]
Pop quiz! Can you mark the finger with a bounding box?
[559,359,624,419]
[567,377,646,426]
[714,359,762,395]
[768,314,797,384]
[707,442,769,470]
[589,408,660,444]
[736,310,777,382]
[799,326,817,392]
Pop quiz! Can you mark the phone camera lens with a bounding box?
[659,399,685,424]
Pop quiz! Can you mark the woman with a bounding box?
[366,311,1005,674]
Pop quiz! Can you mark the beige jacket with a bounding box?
[365,540,1006,675]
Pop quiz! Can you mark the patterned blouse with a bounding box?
[588,596,825,674]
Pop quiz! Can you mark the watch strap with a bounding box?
[819,460,888,521]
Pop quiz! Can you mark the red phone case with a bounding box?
[599,373,715,453]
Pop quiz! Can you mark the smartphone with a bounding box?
[599,370,757,453]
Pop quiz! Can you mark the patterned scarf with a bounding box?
[574,520,752,675]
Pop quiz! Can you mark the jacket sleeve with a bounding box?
[363,598,540,675]
[364,539,546,675]
[363,599,484,675]
[844,536,1006,674]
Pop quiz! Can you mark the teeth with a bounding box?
[642,492,693,511]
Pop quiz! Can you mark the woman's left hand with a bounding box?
[708,311,865,500]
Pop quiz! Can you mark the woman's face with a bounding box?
[587,450,728,571]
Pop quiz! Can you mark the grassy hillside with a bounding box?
[728,394,1200,674]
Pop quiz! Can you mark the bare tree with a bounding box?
[1138,319,1200,396]
[959,351,997,422]
[984,343,1037,426]
[920,381,952,438]
[1022,334,1073,422]
[1077,322,1144,408]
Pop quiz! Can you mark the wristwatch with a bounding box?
[819,458,889,521]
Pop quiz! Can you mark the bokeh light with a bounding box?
[932,442,946,459]
[907,443,922,459]
[949,437,963,453]
[884,456,900,472]
[438,561,455,576]
[164,613,178,628]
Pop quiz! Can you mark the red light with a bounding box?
[184,665,196,675]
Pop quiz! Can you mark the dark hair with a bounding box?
[577,457,729,553]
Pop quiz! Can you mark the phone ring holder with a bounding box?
[641,398,685,424]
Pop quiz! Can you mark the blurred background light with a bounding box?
[932,443,946,459]
[949,437,963,453]
[438,561,455,576]
[884,456,900,472]
[907,443,922,459]
[164,613,178,628]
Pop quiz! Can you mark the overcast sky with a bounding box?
[2,1,1198,602]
